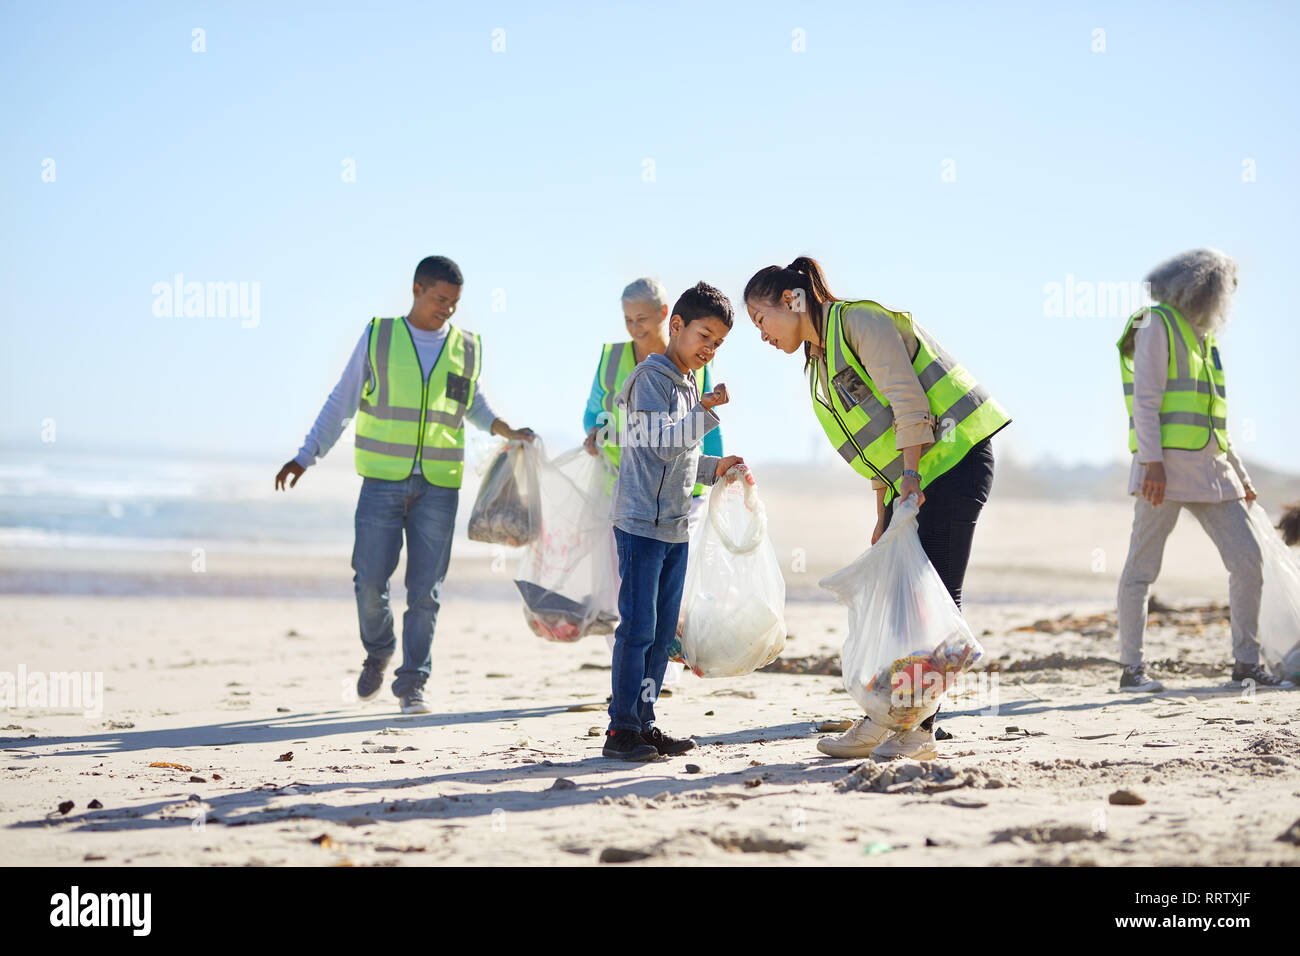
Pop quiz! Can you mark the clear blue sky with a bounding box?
[3,1,1297,472]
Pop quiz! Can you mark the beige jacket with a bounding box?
[812,300,936,489]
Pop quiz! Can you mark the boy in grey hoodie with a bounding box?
[603,282,745,761]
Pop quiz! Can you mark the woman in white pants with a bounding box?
[1116,248,1293,692]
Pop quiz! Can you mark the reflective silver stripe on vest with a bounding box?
[354,436,466,461]
[934,385,992,435]
[375,318,394,409]
[1127,412,1224,430]
[358,403,463,427]
[461,330,478,385]
[913,324,959,368]
[879,454,905,484]
[916,359,947,391]
[355,435,417,458]
[834,399,895,463]
[422,409,461,427]
[1152,307,1191,381]
[1124,378,1221,397]
[359,401,421,422]
[421,446,465,462]
[602,343,628,412]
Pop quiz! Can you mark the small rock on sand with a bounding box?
[1109,789,1146,805]
[550,778,577,791]
[599,847,655,863]
[684,764,701,774]
[1277,819,1300,845]
[817,719,853,733]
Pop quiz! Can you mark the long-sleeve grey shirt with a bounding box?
[611,352,721,543]
[294,320,500,468]
[1126,314,1251,501]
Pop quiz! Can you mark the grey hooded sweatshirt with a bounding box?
[611,352,721,544]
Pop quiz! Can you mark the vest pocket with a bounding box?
[445,373,471,404]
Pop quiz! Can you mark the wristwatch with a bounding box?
[902,469,922,482]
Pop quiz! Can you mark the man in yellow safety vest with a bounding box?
[275,256,535,713]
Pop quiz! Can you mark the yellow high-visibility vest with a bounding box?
[809,300,1010,506]
[354,317,481,487]
[1118,304,1227,453]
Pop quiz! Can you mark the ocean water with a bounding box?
[0,445,504,559]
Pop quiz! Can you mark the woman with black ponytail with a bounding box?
[744,257,1011,759]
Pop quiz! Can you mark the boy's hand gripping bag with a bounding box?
[1246,501,1300,680]
[513,444,620,642]
[819,495,984,732]
[467,439,541,547]
[677,464,787,677]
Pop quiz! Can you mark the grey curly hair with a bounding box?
[1145,248,1238,335]
[620,277,668,310]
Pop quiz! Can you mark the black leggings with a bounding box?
[880,437,995,730]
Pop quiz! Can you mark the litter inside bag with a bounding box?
[820,495,984,731]
[1246,501,1300,680]
[677,465,786,677]
[467,440,541,547]
[516,580,619,642]
[513,444,620,642]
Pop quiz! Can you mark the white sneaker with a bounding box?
[816,718,892,758]
[872,727,938,761]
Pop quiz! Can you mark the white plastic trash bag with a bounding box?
[1246,501,1300,680]
[820,495,984,732]
[514,443,620,642]
[468,439,541,547]
[677,465,787,677]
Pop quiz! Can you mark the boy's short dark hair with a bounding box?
[671,281,733,329]
[414,256,463,288]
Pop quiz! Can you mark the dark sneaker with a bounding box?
[399,688,432,714]
[641,726,696,756]
[1231,662,1297,689]
[1119,664,1165,693]
[357,656,390,701]
[602,729,659,761]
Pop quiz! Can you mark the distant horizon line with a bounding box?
[1,437,1295,480]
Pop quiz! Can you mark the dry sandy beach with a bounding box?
[2,492,1299,867]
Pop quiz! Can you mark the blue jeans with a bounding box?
[352,474,458,697]
[608,527,689,733]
